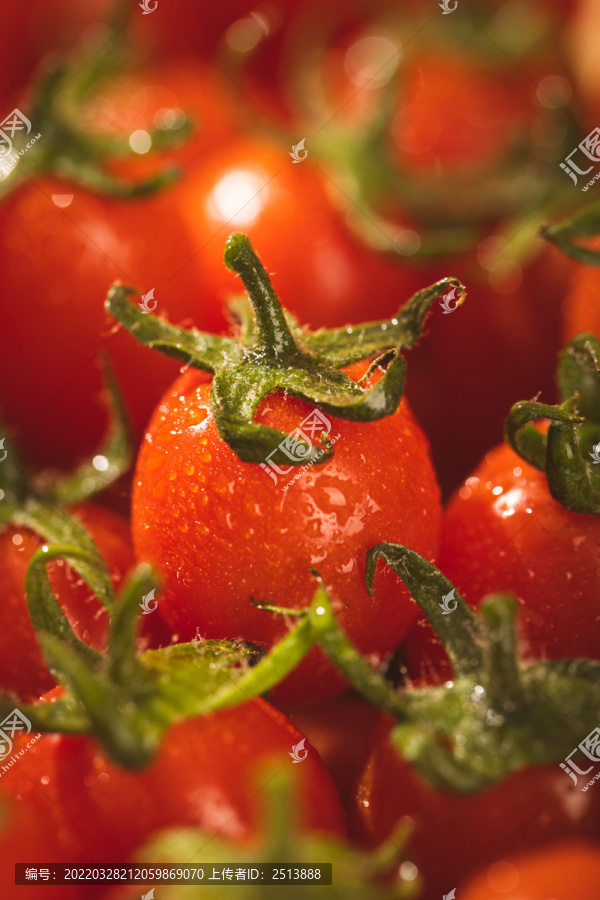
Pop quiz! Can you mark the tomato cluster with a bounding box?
[2,2,600,899]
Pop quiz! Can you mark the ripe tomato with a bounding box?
[0,503,133,701]
[172,134,427,330]
[0,175,215,471]
[0,693,345,898]
[459,840,600,899]
[404,441,600,682]
[131,359,441,705]
[0,61,239,471]
[350,714,600,900]
[279,4,572,491]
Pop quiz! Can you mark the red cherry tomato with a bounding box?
[171,134,427,330]
[459,840,600,899]
[0,693,345,898]
[0,61,242,471]
[131,361,441,705]
[0,504,133,701]
[349,714,600,900]
[405,441,600,683]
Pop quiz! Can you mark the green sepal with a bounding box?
[3,553,322,767]
[541,202,600,266]
[16,500,117,613]
[24,544,106,680]
[504,333,600,512]
[41,354,133,504]
[0,35,192,202]
[365,543,485,678]
[253,580,407,720]
[258,549,600,794]
[107,233,465,466]
[504,399,583,471]
[0,428,29,518]
[132,769,421,899]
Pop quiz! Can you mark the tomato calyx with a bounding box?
[258,551,600,794]
[542,201,600,266]
[288,10,575,258]
[362,544,600,792]
[107,232,465,465]
[135,769,421,898]
[0,356,131,591]
[504,332,600,513]
[0,25,193,201]
[0,559,326,767]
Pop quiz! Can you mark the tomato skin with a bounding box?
[277,692,381,807]
[0,178,217,471]
[0,504,133,701]
[131,362,441,705]
[404,442,600,683]
[172,134,427,330]
[349,715,600,900]
[459,839,600,899]
[0,62,236,472]
[0,694,345,897]
[563,239,600,342]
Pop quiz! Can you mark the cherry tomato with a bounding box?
[460,840,600,899]
[131,360,441,705]
[404,441,600,683]
[0,692,345,897]
[349,714,600,900]
[0,62,240,471]
[171,134,427,330]
[0,504,133,701]
[277,8,571,491]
